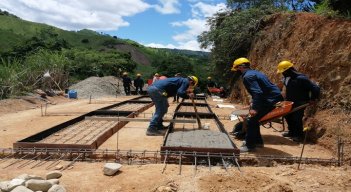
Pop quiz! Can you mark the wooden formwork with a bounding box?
[14,97,153,150]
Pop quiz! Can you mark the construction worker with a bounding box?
[152,73,160,84]
[277,60,320,141]
[206,76,216,96]
[134,73,144,95]
[232,57,283,152]
[146,76,198,136]
[122,72,132,95]
[173,73,181,103]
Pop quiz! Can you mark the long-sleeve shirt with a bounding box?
[134,77,144,87]
[242,69,283,110]
[152,77,190,98]
[283,72,320,103]
[122,76,132,86]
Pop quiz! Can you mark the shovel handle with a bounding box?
[191,97,202,129]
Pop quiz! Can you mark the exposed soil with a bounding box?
[114,44,151,66]
[232,12,351,161]
[1,96,350,192]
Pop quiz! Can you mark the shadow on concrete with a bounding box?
[262,134,300,146]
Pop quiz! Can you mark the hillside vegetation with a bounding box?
[0,10,210,99]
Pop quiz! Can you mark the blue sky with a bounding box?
[0,0,228,51]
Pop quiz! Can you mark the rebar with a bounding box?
[1,148,340,170]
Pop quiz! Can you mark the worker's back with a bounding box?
[152,77,189,98]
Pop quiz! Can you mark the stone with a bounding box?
[46,171,62,180]
[47,179,59,185]
[48,185,66,192]
[11,186,34,192]
[25,180,52,192]
[16,174,44,181]
[54,165,63,170]
[103,163,122,176]
[0,179,25,192]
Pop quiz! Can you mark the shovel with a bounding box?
[191,97,202,129]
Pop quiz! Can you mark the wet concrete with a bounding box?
[165,130,234,149]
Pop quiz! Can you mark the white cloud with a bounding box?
[191,2,227,18]
[0,0,151,30]
[153,0,180,14]
[163,2,226,51]
[145,41,208,52]
[146,43,177,49]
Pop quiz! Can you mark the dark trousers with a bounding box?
[285,102,306,137]
[135,86,143,94]
[123,85,131,95]
[246,105,275,148]
[173,95,179,102]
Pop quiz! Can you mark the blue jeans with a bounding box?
[147,86,168,131]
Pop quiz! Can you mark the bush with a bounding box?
[314,0,339,18]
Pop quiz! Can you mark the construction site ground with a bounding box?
[0,96,350,192]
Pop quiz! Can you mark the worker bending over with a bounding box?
[146,76,198,136]
[277,61,320,141]
[232,58,283,152]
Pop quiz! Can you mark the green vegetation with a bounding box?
[198,0,350,87]
[314,0,339,17]
[199,3,283,86]
[0,10,210,99]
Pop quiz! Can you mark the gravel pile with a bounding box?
[69,76,130,99]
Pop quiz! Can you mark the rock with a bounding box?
[54,165,63,170]
[103,163,122,176]
[156,186,174,192]
[47,179,59,185]
[16,174,44,181]
[46,171,62,180]
[0,181,11,192]
[0,179,25,192]
[48,185,66,192]
[11,186,34,192]
[25,180,52,192]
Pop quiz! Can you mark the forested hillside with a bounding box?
[0,10,210,99]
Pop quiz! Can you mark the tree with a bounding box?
[151,54,194,77]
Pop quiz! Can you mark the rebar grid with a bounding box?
[0,148,341,169]
[178,105,210,113]
[40,119,118,145]
[109,103,150,111]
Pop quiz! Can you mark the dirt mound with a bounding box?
[69,76,126,99]
[231,13,351,160]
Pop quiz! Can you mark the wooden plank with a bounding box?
[85,117,196,123]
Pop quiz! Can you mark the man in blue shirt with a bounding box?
[277,61,320,141]
[146,76,198,136]
[232,58,283,152]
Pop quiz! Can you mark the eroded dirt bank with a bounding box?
[234,13,351,160]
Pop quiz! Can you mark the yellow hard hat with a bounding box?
[232,57,250,71]
[207,76,211,80]
[277,60,294,74]
[154,73,160,76]
[123,72,128,76]
[188,76,198,86]
[137,73,141,76]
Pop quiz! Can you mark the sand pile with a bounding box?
[69,76,128,99]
